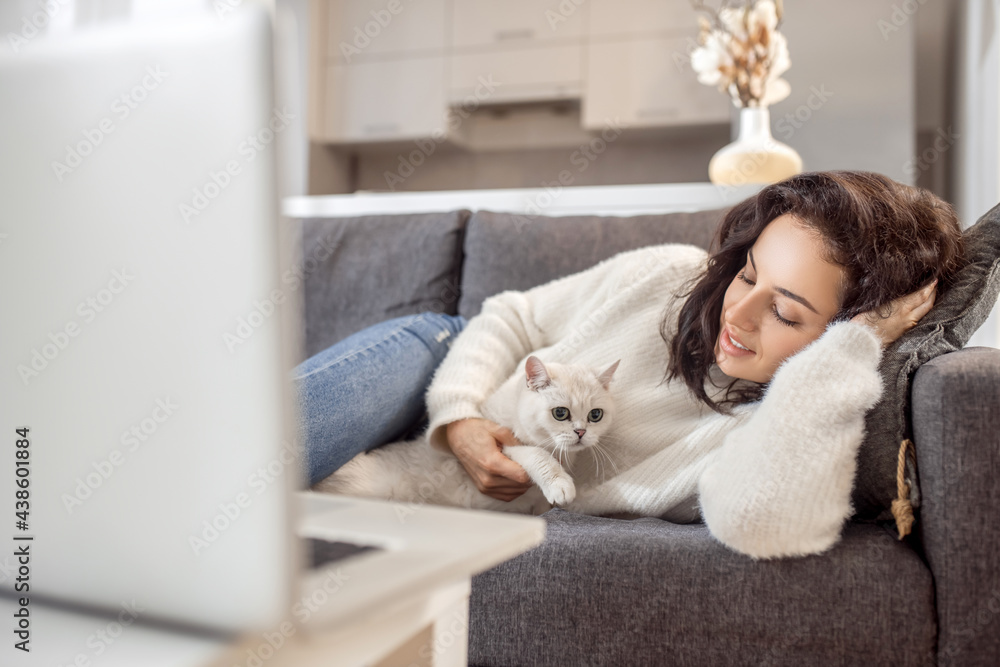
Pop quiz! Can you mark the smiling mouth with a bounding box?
[721,327,755,355]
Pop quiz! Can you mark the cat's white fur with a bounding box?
[313,356,620,515]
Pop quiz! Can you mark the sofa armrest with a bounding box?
[912,346,1000,666]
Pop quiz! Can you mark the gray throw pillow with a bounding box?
[297,211,469,361]
[855,202,1000,522]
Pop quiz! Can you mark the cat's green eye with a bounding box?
[588,409,603,422]
[552,407,570,421]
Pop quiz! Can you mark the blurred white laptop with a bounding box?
[0,3,543,661]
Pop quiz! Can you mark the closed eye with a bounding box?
[737,271,798,327]
[770,305,797,327]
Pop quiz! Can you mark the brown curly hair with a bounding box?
[664,171,966,413]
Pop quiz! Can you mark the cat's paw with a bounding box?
[542,476,576,506]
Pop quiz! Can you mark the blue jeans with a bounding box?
[292,312,468,486]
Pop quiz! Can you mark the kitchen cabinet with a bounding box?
[322,56,448,142]
[584,36,730,129]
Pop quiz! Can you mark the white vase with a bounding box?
[708,107,803,186]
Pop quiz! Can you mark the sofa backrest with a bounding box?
[297,211,469,360]
[457,209,729,318]
[295,207,729,360]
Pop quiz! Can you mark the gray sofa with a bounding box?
[295,206,1000,666]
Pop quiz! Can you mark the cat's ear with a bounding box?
[525,355,552,391]
[597,359,620,390]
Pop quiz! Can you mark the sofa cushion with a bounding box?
[298,211,469,360]
[858,202,1000,522]
[470,509,936,667]
[457,208,728,317]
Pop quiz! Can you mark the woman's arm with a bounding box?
[698,281,938,559]
[697,319,884,559]
[425,287,549,453]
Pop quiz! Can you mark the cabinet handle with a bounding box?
[362,122,401,135]
[494,28,535,41]
[636,107,680,119]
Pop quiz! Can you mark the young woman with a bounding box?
[294,171,964,559]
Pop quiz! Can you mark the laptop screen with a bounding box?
[0,5,301,634]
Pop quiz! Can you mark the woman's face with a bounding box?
[715,213,846,384]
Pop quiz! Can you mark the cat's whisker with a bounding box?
[534,434,557,450]
[532,433,575,473]
[590,442,620,482]
[557,440,573,473]
[590,446,604,481]
[602,444,622,476]
[594,439,621,467]
[590,445,607,482]
[545,435,573,473]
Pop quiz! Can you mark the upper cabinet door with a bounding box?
[451,0,585,49]
[328,0,448,61]
[584,36,731,129]
[450,45,583,105]
[323,56,448,142]
[588,0,699,38]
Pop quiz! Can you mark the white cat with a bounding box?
[313,355,620,515]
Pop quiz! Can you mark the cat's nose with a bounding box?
[574,429,586,439]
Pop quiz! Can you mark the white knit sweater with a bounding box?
[424,244,884,559]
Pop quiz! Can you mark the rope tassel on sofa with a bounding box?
[891,438,916,539]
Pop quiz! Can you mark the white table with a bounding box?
[3,493,545,667]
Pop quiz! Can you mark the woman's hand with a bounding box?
[851,279,938,348]
[445,418,533,501]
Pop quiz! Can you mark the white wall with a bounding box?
[956,0,1000,348]
[275,0,309,197]
[768,0,914,183]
